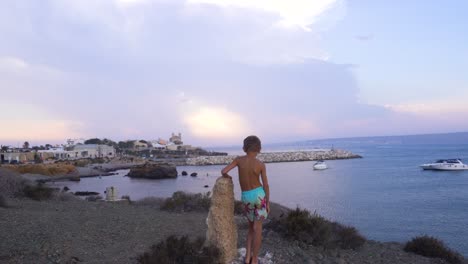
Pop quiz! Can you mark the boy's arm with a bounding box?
[260,162,270,208]
[221,157,238,179]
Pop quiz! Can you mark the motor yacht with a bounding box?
[313,160,328,170]
[420,159,468,171]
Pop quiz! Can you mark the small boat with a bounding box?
[313,160,328,170]
[420,159,468,171]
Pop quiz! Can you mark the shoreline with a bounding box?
[28,149,361,182]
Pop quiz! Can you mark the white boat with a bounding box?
[313,160,328,170]
[420,159,468,171]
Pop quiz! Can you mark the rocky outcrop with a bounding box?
[127,163,177,179]
[185,149,361,166]
[206,177,238,263]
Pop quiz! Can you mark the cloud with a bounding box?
[0,57,29,71]
[0,102,84,143]
[1,0,465,145]
[355,34,374,41]
[384,101,468,115]
[183,106,250,139]
[187,0,340,31]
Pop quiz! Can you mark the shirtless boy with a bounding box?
[222,135,270,264]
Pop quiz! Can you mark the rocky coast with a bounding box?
[1,168,464,264]
[0,197,460,264]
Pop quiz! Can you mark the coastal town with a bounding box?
[0,132,225,165]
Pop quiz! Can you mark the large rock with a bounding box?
[127,163,177,179]
[205,177,238,263]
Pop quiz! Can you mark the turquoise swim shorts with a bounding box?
[241,186,268,222]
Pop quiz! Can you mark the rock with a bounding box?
[127,163,177,179]
[63,186,70,192]
[190,172,198,177]
[205,177,238,263]
[204,185,209,188]
[69,176,80,182]
[74,191,99,196]
[181,171,188,176]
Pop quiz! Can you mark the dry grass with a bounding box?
[137,235,221,264]
[267,207,366,250]
[5,164,77,176]
[404,236,463,264]
[160,191,211,212]
[135,197,166,207]
[0,168,29,198]
[23,183,55,201]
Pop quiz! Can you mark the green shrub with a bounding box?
[267,207,365,250]
[335,225,366,250]
[23,184,55,201]
[138,235,221,264]
[404,235,463,264]
[161,191,211,212]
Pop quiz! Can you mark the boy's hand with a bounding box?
[266,202,270,214]
[222,173,232,180]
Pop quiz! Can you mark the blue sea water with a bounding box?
[50,132,468,256]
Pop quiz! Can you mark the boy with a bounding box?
[221,135,270,264]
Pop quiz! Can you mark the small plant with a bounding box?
[267,207,365,250]
[137,235,221,264]
[122,195,132,203]
[135,197,165,207]
[161,191,211,212]
[23,184,55,201]
[404,235,463,264]
[0,168,29,198]
[335,225,366,250]
[0,195,7,208]
[234,200,244,215]
[86,195,103,202]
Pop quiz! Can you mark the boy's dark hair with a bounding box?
[243,135,261,153]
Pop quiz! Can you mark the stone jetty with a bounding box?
[184,149,361,166]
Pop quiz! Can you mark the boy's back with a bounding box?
[221,135,269,264]
[237,155,264,192]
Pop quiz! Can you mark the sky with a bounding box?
[1,0,467,146]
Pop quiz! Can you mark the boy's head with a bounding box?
[243,135,261,153]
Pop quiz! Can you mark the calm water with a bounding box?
[49,132,468,256]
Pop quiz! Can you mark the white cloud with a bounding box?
[0,57,28,71]
[183,106,250,139]
[384,101,468,115]
[0,102,85,142]
[187,0,338,31]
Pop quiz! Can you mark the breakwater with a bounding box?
[181,149,361,166]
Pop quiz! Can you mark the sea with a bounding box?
[48,132,468,256]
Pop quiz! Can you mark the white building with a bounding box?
[38,147,71,159]
[66,138,85,146]
[72,144,115,158]
[37,144,115,159]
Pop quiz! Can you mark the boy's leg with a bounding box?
[245,221,254,263]
[251,220,263,264]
